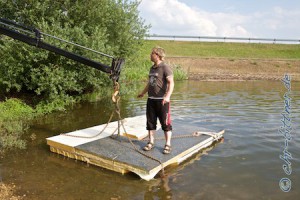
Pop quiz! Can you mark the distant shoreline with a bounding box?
[166,57,300,81]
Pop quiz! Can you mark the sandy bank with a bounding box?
[0,183,23,200]
[166,57,300,81]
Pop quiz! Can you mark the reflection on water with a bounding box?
[144,175,172,200]
[1,80,299,200]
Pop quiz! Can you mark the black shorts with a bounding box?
[146,98,172,131]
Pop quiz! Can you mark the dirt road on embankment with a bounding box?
[166,57,300,81]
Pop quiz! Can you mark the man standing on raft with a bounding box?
[138,46,174,154]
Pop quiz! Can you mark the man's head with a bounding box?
[151,47,166,62]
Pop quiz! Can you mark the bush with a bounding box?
[0,98,35,152]
[0,0,149,101]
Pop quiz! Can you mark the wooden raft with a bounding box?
[46,115,224,181]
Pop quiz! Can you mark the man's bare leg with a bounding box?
[163,131,172,154]
[149,130,155,144]
[164,131,172,146]
[143,130,156,151]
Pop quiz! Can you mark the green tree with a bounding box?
[0,0,149,101]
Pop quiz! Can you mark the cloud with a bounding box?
[245,6,300,38]
[138,0,300,38]
[206,12,250,37]
[139,0,216,36]
[264,7,300,31]
[139,0,251,37]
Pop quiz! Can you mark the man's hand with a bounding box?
[138,82,149,98]
[162,96,170,105]
[137,93,144,98]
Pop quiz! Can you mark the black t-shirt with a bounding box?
[148,62,173,99]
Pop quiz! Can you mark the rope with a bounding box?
[60,82,121,139]
[113,96,166,176]
[140,131,219,141]
[60,110,117,138]
[61,82,166,176]
[60,82,221,177]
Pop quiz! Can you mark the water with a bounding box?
[1,80,299,200]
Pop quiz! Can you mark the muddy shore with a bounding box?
[0,183,23,200]
[166,57,300,81]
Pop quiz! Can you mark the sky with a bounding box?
[137,0,300,39]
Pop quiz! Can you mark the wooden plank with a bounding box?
[47,140,75,152]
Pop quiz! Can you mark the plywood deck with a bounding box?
[46,115,224,180]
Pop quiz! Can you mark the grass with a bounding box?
[123,40,300,82]
[138,40,300,81]
[142,40,300,59]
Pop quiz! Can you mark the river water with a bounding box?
[1,80,299,200]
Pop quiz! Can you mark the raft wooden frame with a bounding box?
[46,115,224,181]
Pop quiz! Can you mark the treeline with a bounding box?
[0,0,149,102]
[0,0,151,153]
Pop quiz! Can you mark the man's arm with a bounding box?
[137,82,149,98]
[163,76,174,104]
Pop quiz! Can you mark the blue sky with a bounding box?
[137,0,300,39]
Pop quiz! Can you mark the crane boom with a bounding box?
[0,18,124,82]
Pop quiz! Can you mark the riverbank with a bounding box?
[166,57,300,81]
[0,183,23,200]
[2,80,300,199]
